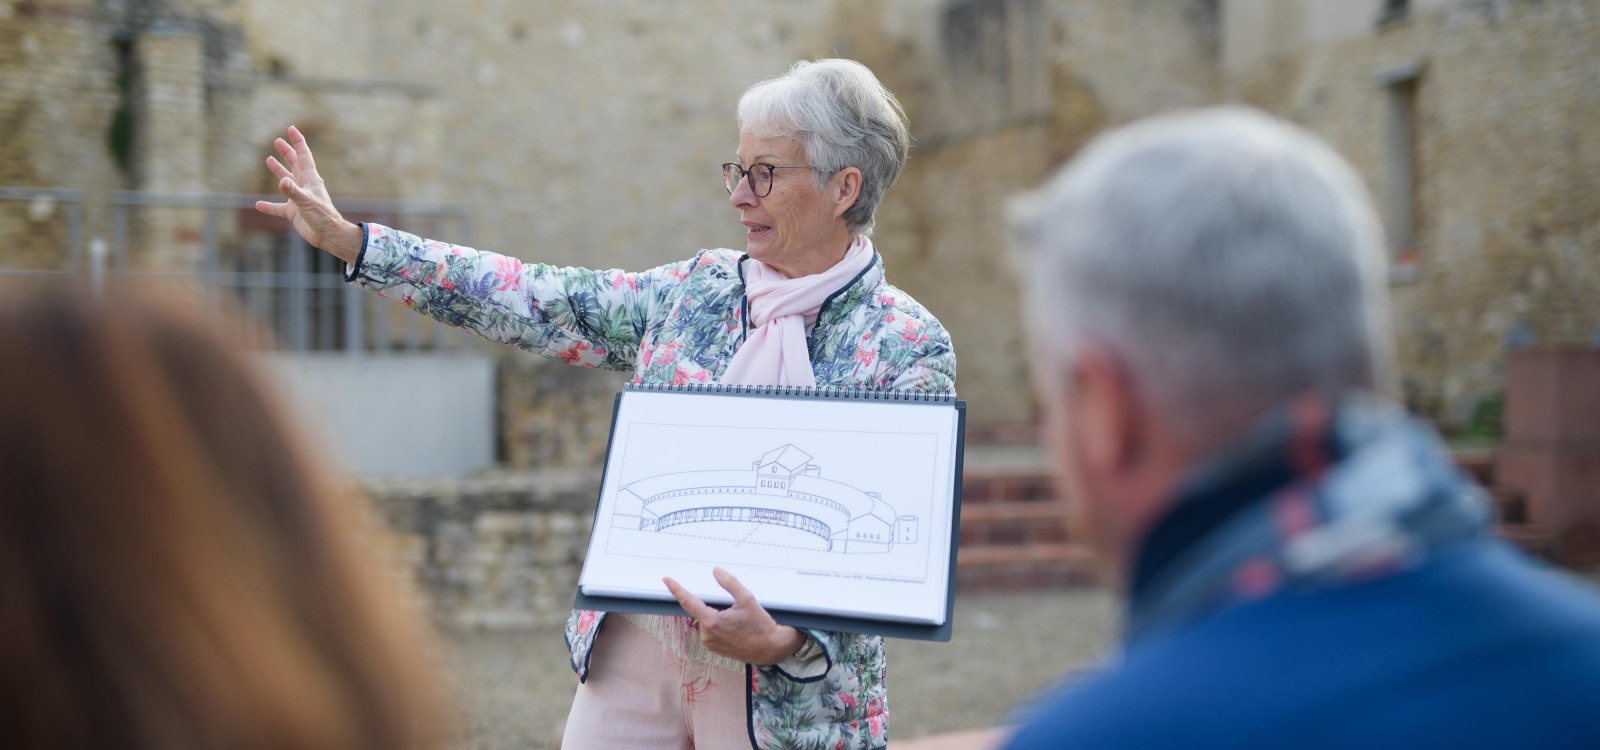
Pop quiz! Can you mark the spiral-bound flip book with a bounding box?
[574,382,968,641]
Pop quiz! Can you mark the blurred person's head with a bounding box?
[0,291,448,749]
[1010,107,1392,574]
[729,58,910,275]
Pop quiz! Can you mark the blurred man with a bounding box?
[1004,108,1600,749]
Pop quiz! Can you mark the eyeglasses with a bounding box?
[722,162,819,198]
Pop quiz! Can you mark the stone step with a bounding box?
[960,501,1068,522]
[957,543,1094,566]
[957,457,1085,589]
[1488,486,1527,525]
[1497,523,1562,563]
[955,543,1101,589]
[962,469,1054,505]
[1451,448,1496,486]
[958,501,1071,547]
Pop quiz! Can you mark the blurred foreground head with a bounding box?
[1010,107,1392,571]
[0,292,448,749]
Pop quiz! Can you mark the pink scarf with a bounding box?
[720,237,874,387]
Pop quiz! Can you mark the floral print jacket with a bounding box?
[345,223,956,750]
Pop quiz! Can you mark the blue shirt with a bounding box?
[1008,397,1600,750]
[1007,540,1600,749]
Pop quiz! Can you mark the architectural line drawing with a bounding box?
[611,444,920,553]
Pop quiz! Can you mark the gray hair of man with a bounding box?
[1010,107,1395,447]
[738,59,911,237]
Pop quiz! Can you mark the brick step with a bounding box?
[955,543,1101,589]
[1488,486,1527,525]
[955,475,1091,588]
[1498,524,1561,563]
[958,500,1071,547]
[957,543,1094,567]
[1451,448,1496,487]
[961,469,1054,505]
[960,501,1068,523]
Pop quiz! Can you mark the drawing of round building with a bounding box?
[611,444,919,553]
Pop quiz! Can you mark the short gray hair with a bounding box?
[738,59,910,237]
[1010,107,1393,443]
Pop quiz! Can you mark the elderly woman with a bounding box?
[257,59,954,750]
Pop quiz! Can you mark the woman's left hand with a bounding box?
[665,567,806,665]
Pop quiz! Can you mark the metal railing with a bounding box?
[1,187,477,355]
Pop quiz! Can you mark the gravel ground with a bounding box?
[445,587,1119,749]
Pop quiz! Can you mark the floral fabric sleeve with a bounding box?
[888,327,956,395]
[347,222,692,371]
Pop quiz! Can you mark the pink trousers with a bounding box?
[561,615,751,750]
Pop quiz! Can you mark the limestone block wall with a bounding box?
[6,0,1594,448]
[825,0,1598,433]
[236,0,836,463]
[132,23,206,270]
[496,350,629,471]
[364,470,600,630]
[1224,0,1600,427]
[826,0,1222,428]
[338,0,836,271]
[0,0,125,270]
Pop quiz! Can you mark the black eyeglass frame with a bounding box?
[721,162,822,198]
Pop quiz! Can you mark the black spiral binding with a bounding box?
[622,381,956,403]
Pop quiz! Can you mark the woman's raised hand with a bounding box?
[254,126,363,264]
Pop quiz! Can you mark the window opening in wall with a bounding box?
[1380,70,1421,270]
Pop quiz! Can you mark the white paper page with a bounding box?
[579,390,959,626]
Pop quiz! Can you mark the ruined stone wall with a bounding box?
[828,0,1221,429]
[363,470,599,630]
[1,0,832,468]
[0,0,125,270]
[1,0,1218,440]
[352,0,834,273]
[1224,0,1600,428]
[233,0,834,467]
[830,0,1598,433]
[8,0,1593,450]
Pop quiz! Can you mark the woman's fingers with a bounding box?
[274,137,298,169]
[664,577,720,623]
[266,155,292,181]
[278,178,328,217]
[254,199,292,219]
[712,567,757,606]
[287,125,319,174]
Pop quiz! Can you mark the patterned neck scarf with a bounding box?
[1125,393,1492,643]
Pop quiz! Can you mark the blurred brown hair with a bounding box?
[0,290,450,749]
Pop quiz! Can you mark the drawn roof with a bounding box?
[758,444,813,472]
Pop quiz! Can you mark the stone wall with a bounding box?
[1222,0,1600,428]
[4,0,1595,445]
[824,0,1599,432]
[1,0,834,465]
[496,350,629,470]
[364,470,599,630]
[826,0,1223,427]
[0,0,124,270]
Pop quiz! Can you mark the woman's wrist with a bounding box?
[757,626,808,665]
[321,220,363,265]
